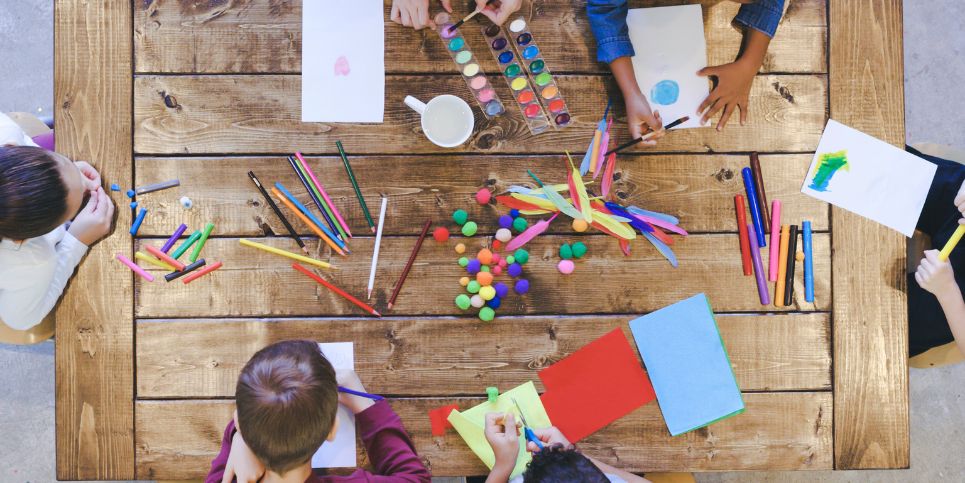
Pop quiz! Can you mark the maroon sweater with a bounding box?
[206,401,431,483]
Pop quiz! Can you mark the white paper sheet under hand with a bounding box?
[313,342,357,468]
[302,0,384,123]
[627,5,709,129]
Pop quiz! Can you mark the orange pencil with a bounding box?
[292,263,381,317]
[145,244,186,271]
[774,225,790,307]
[271,187,346,256]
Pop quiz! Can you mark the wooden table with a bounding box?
[53,1,909,479]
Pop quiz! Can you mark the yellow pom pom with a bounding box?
[455,243,466,254]
[459,276,470,287]
[572,219,589,232]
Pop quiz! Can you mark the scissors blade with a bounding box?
[511,397,530,427]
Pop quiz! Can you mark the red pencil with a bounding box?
[182,261,223,284]
[292,263,381,317]
[388,219,431,310]
[735,195,752,276]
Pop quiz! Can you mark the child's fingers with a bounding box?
[717,103,734,131]
[221,466,235,483]
[400,8,413,26]
[390,4,402,22]
[502,413,516,431]
[698,94,717,118]
[415,5,429,29]
[924,249,941,264]
[915,271,925,287]
[526,441,541,452]
[739,102,748,126]
[440,0,453,13]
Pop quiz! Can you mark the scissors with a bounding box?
[511,397,544,451]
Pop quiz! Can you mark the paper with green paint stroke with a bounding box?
[802,119,936,237]
[447,381,551,478]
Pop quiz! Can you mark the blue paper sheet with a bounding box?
[628,293,744,436]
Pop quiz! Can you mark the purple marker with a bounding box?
[161,223,188,254]
[748,224,770,305]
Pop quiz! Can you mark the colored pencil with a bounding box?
[116,253,154,282]
[130,208,147,236]
[735,195,752,276]
[271,186,346,256]
[337,141,374,232]
[171,230,202,260]
[939,225,965,261]
[164,259,206,282]
[747,224,770,305]
[135,178,180,195]
[447,0,496,32]
[784,225,799,306]
[742,167,766,248]
[189,222,215,263]
[288,155,342,239]
[239,238,334,270]
[387,219,431,309]
[145,244,186,271]
[161,223,188,253]
[775,225,790,307]
[338,385,385,401]
[367,197,388,300]
[275,181,345,251]
[182,261,223,284]
[749,152,769,223]
[803,221,814,302]
[604,116,689,156]
[768,201,782,281]
[293,263,381,317]
[248,171,308,254]
[295,152,352,239]
[135,251,176,271]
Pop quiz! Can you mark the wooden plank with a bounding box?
[133,74,826,155]
[134,0,826,75]
[134,234,831,317]
[134,153,828,237]
[136,313,830,398]
[828,0,909,470]
[54,1,134,480]
[135,392,832,479]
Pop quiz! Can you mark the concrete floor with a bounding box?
[1,1,964,482]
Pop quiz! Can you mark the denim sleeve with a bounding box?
[733,0,785,38]
[587,0,635,64]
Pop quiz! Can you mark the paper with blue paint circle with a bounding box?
[650,80,680,105]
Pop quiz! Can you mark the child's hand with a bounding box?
[391,0,452,30]
[625,93,665,145]
[68,187,115,246]
[73,161,102,192]
[954,180,965,220]
[485,412,520,473]
[916,249,960,300]
[697,58,758,130]
[477,0,523,26]
[525,426,572,453]
[222,430,266,483]
[336,369,376,414]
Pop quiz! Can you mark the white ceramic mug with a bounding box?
[404,95,474,148]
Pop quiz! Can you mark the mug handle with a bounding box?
[403,96,427,115]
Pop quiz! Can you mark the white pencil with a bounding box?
[367,197,388,299]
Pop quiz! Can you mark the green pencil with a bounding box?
[336,141,374,232]
[171,230,202,260]
[189,222,215,263]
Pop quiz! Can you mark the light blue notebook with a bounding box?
[628,293,744,436]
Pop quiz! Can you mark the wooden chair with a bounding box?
[0,313,55,345]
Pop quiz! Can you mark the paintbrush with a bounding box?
[604,116,690,156]
[447,0,497,32]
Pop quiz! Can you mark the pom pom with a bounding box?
[477,248,493,265]
[571,242,588,259]
[461,221,478,236]
[455,243,466,254]
[455,294,471,310]
[466,259,481,274]
[433,227,450,242]
[559,243,573,259]
[572,218,589,232]
[508,263,523,277]
[495,228,512,242]
[452,209,469,225]
[494,282,509,298]
[557,259,575,274]
[514,279,530,294]
[476,271,494,286]
[479,307,495,321]
[513,249,530,265]
[467,280,481,294]
[475,188,492,205]
[479,285,496,301]
[512,217,528,233]
[498,215,514,229]
[471,295,485,308]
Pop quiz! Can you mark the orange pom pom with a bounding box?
[476,271,494,286]
[477,248,493,265]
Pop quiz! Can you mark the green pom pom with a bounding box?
[514,249,530,265]
[480,265,490,272]
[506,255,515,264]
[479,307,496,322]
[453,209,468,225]
[467,280,481,294]
[559,243,573,259]
[462,221,478,237]
[572,241,588,259]
[512,216,528,233]
[455,294,471,310]
[458,257,469,267]
[486,386,499,402]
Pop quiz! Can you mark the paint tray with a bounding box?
[480,23,552,135]
[506,16,571,129]
[435,12,505,119]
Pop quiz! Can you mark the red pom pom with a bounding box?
[432,227,450,242]
[475,188,492,205]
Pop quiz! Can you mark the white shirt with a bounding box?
[0,112,89,330]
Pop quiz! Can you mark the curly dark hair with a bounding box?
[522,444,610,482]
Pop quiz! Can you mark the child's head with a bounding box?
[235,339,339,475]
[522,444,610,483]
[0,145,87,240]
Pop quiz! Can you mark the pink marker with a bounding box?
[294,152,353,238]
[116,253,154,282]
[768,200,782,281]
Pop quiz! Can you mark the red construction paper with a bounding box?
[429,404,460,436]
[539,328,655,442]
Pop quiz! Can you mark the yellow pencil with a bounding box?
[270,187,346,257]
[774,225,790,307]
[239,238,335,270]
[135,251,176,271]
[939,225,965,261]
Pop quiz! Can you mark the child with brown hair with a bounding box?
[206,339,431,483]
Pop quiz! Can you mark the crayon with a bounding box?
[182,261,223,284]
[130,208,147,236]
[171,230,203,260]
[164,259,206,282]
[189,222,215,263]
[116,253,154,282]
[135,178,180,195]
[735,195,752,276]
[939,225,965,262]
[775,225,790,307]
[161,223,188,253]
[803,221,814,302]
[748,224,770,305]
[742,167,766,248]
[145,244,186,271]
[135,251,176,271]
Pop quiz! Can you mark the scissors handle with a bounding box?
[524,428,545,450]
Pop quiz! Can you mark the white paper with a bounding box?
[301,0,384,122]
[312,342,357,468]
[626,5,709,129]
[802,120,936,236]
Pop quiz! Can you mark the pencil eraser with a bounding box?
[486,386,499,402]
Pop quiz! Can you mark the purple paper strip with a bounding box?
[161,223,188,253]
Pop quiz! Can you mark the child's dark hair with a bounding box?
[0,145,69,240]
[522,444,610,483]
[235,339,339,474]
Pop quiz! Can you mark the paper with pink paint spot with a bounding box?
[302,0,384,122]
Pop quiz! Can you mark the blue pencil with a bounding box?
[741,167,766,247]
[337,386,384,401]
[274,182,348,251]
[803,221,814,302]
[130,208,147,236]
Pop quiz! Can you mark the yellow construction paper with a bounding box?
[447,381,552,478]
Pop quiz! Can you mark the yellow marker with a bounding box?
[239,238,334,270]
[939,225,965,261]
[135,251,176,271]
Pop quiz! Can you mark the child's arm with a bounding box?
[390,0,452,30]
[698,0,785,129]
[916,249,965,357]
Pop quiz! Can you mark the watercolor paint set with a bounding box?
[507,17,571,128]
[480,23,552,135]
[435,12,505,119]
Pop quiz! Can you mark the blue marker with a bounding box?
[803,221,814,302]
[337,385,384,401]
[130,208,147,236]
[742,167,766,248]
[274,182,347,251]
